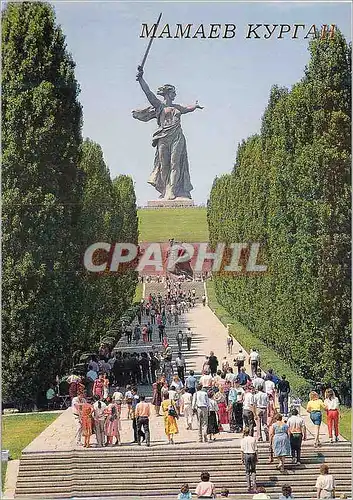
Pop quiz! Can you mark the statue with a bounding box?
[132,65,203,200]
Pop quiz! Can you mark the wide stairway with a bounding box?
[14,441,352,498]
[14,282,352,498]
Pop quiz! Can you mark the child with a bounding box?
[125,385,133,419]
[279,485,294,499]
[178,483,192,500]
[195,471,216,498]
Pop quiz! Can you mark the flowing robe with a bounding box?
[132,103,193,199]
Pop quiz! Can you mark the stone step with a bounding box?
[20,441,351,457]
[19,450,352,462]
[16,482,352,493]
[16,473,352,484]
[12,495,341,500]
[18,454,352,467]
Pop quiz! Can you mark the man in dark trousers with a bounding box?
[186,328,192,351]
[147,322,153,342]
[278,374,290,416]
[208,351,219,376]
[131,387,145,443]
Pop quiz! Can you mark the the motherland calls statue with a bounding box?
[132,65,203,200]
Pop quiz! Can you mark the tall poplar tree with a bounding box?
[207,30,351,398]
[2,2,83,404]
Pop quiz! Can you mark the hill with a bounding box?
[138,207,208,242]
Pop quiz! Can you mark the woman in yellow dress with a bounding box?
[161,391,179,444]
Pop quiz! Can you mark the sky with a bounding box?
[51,1,352,206]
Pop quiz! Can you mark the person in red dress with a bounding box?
[93,373,104,399]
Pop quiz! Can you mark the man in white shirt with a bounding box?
[252,370,265,391]
[199,372,213,390]
[264,377,275,397]
[243,387,256,437]
[72,393,86,445]
[249,348,260,376]
[175,352,186,383]
[287,408,306,464]
[176,330,183,352]
[112,387,124,415]
[93,398,107,447]
[254,387,269,442]
[240,427,258,493]
[235,349,246,373]
[180,388,193,430]
[192,384,209,442]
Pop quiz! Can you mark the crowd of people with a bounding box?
[54,279,345,499]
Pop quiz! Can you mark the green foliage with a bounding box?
[76,140,138,350]
[2,2,83,405]
[2,3,138,405]
[207,281,311,400]
[207,31,351,401]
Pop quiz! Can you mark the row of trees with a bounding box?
[2,2,138,405]
[208,31,351,398]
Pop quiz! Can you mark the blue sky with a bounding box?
[52,1,352,206]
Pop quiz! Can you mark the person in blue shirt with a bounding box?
[278,484,294,499]
[178,483,192,500]
[185,370,198,395]
[238,367,251,386]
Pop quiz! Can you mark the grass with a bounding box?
[1,412,59,491]
[207,280,311,400]
[2,413,59,459]
[138,207,208,242]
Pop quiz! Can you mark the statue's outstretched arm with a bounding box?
[136,66,161,109]
[175,101,204,114]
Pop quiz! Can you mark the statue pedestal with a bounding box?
[147,198,195,208]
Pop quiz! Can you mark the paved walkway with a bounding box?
[22,300,336,453]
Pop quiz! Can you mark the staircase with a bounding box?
[15,441,352,499]
[143,281,205,301]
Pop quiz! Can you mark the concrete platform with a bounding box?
[146,198,194,208]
